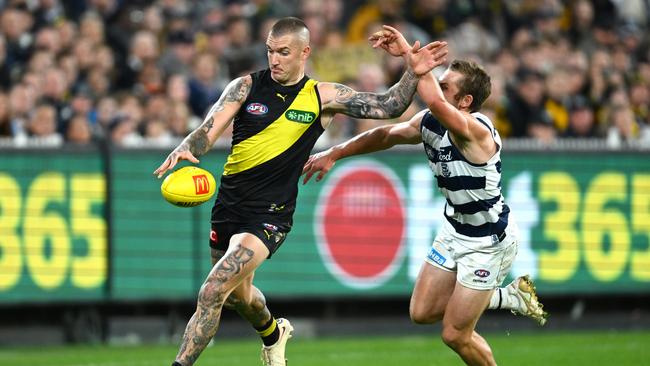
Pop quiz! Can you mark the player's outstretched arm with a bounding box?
[302,110,425,184]
[154,76,252,178]
[319,38,447,120]
[318,70,418,120]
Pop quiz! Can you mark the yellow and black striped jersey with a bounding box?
[212,69,324,227]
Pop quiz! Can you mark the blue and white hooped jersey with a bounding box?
[420,111,510,238]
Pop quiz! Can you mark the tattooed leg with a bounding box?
[212,247,272,328]
[225,285,272,328]
[175,241,264,365]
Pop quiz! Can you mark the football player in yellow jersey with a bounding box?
[154,17,448,366]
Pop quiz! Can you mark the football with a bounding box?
[161,166,217,207]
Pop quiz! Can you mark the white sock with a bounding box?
[488,287,518,310]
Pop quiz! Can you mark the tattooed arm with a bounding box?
[318,39,447,121]
[154,75,252,178]
[318,69,420,120]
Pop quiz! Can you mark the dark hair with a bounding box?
[270,17,308,37]
[449,60,491,112]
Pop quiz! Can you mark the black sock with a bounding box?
[172,362,183,366]
[255,317,280,346]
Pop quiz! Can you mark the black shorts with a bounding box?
[209,221,289,258]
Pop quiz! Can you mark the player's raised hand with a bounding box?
[302,150,336,184]
[153,148,200,178]
[369,25,411,57]
[407,40,448,76]
[369,25,448,76]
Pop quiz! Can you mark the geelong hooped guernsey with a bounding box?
[420,111,510,238]
[212,69,324,226]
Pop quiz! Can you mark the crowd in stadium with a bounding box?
[0,0,649,148]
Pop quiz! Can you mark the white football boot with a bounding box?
[507,275,548,326]
[261,318,294,366]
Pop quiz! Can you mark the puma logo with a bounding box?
[276,93,287,102]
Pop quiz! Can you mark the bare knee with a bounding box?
[441,325,470,350]
[198,280,228,308]
[409,302,443,325]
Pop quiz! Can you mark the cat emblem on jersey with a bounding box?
[441,162,451,177]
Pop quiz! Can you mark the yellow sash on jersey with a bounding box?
[223,79,320,175]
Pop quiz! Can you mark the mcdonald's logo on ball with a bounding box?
[161,166,216,207]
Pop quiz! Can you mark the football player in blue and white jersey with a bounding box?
[303,26,547,366]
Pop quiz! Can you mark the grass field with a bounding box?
[2,330,649,366]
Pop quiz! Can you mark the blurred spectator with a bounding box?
[143,118,173,147]
[1,7,34,69]
[167,101,197,138]
[27,103,63,146]
[158,29,195,77]
[223,16,258,78]
[34,26,63,55]
[8,83,37,139]
[108,116,140,146]
[116,30,159,90]
[405,0,474,39]
[563,95,598,138]
[79,11,105,46]
[606,104,641,148]
[188,52,224,117]
[69,89,94,121]
[143,94,170,123]
[166,73,189,105]
[57,19,78,51]
[40,67,70,130]
[66,113,93,144]
[94,95,118,137]
[505,68,554,141]
[629,81,649,123]
[202,22,230,79]
[544,67,572,133]
[446,18,501,60]
[568,0,597,52]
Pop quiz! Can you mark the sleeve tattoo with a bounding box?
[333,69,419,119]
[177,77,252,157]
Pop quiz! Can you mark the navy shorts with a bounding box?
[209,221,288,258]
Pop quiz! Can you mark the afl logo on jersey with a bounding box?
[246,103,268,115]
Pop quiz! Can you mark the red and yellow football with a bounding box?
[161,166,216,207]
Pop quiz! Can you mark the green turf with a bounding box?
[2,330,649,366]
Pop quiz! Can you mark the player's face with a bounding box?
[438,69,466,109]
[266,33,310,84]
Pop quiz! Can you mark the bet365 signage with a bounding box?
[313,157,650,293]
[0,172,106,300]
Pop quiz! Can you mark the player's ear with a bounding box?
[460,94,473,110]
[302,45,311,60]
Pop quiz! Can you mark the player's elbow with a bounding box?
[371,125,396,147]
